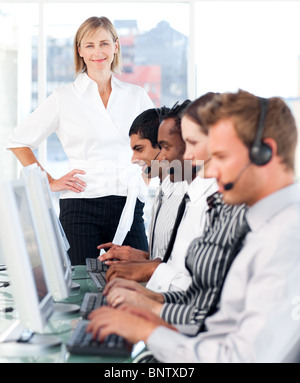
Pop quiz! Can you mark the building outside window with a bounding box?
[0,0,299,182]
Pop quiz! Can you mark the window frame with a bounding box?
[1,0,299,179]
[0,0,196,168]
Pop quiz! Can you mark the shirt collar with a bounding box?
[74,72,127,95]
[246,183,300,232]
[161,176,188,199]
[206,191,223,209]
[187,177,218,204]
[74,72,95,95]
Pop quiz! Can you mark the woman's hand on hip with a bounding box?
[49,169,86,193]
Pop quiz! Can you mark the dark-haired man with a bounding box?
[101,99,219,288]
[97,105,188,272]
[87,90,300,363]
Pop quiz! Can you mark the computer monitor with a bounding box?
[21,165,72,301]
[37,168,71,254]
[0,179,54,334]
[38,170,72,270]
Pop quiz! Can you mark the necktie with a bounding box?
[163,193,190,263]
[207,192,222,209]
[217,214,250,288]
[203,212,251,323]
[231,216,251,257]
[148,187,163,258]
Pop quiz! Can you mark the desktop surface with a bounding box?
[0,266,132,364]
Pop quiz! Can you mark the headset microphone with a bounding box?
[192,158,211,175]
[223,181,234,191]
[144,151,161,175]
[224,96,272,190]
[168,167,175,175]
[144,166,152,175]
[223,162,251,191]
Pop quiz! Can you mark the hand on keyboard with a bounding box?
[66,320,132,357]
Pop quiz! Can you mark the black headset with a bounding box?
[249,97,272,166]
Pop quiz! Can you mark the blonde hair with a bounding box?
[199,90,298,172]
[74,16,122,75]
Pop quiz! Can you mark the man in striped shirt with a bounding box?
[159,193,247,334]
[87,90,300,363]
[98,96,248,335]
[101,97,221,291]
[103,192,247,335]
[98,102,190,281]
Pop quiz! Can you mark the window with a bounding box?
[0,3,38,178]
[0,1,190,180]
[43,3,189,177]
[194,1,300,177]
[0,0,299,181]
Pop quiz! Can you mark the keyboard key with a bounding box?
[66,320,132,357]
[89,271,107,290]
[86,258,108,273]
[80,293,107,318]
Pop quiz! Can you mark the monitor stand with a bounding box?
[71,281,80,290]
[0,320,61,357]
[53,302,80,316]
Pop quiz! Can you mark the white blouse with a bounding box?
[7,73,154,245]
[7,72,154,201]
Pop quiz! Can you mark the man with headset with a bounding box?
[87,90,300,363]
[97,103,190,276]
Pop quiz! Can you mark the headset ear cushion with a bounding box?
[250,142,272,166]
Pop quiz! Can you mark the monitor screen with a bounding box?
[13,184,49,304]
[20,165,72,300]
[40,174,70,277]
[0,179,54,333]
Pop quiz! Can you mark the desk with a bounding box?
[0,266,133,363]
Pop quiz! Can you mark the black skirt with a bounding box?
[59,196,148,265]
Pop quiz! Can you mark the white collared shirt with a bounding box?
[146,176,218,292]
[148,183,300,363]
[7,73,154,201]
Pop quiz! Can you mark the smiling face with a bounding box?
[78,27,118,75]
[130,134,161,178]
[158,118,186,182]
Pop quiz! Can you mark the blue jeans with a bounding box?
[59,196,148,265]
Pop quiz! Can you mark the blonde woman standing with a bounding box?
[7,16,154,265]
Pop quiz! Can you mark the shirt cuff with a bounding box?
[145,263,176,292]
[146,326,198,363]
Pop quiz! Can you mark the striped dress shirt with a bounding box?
[146,177,218,293]
[148,184,300,363]
[148,176,188,260]
[160,192,248,334]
